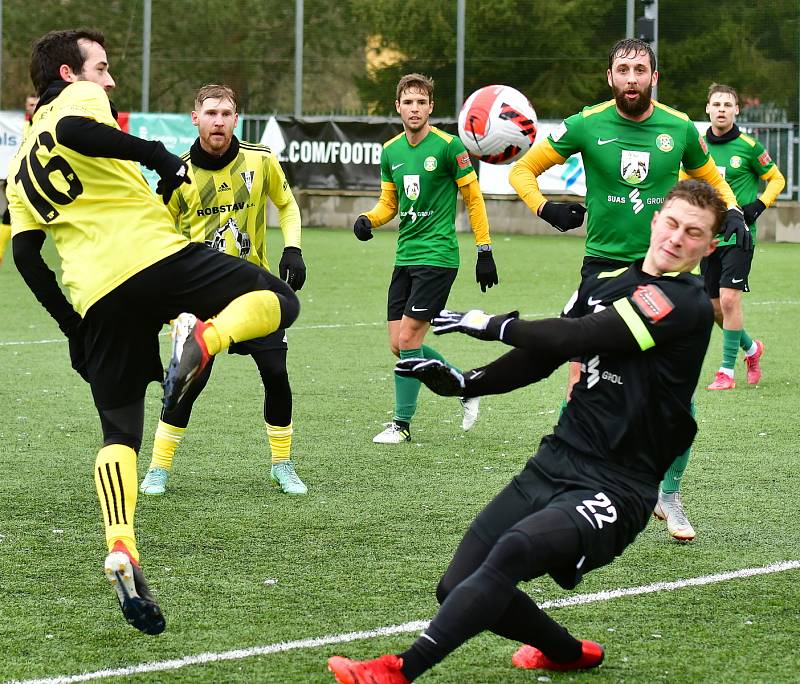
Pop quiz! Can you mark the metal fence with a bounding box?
[241,115,799,201]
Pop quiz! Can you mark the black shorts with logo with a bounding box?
[701,243,753,297]
[387,265,458,322]
[80,243,293,410]
[229,329,288,355]
[469,435,656,590]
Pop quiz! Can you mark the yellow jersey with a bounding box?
[6,81,187,316]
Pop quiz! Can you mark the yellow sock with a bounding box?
[203,290,282,355]
[149,421,186,470]
[94,444,140,562]
[267,422,293,464]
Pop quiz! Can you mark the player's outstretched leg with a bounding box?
[104,540,165,635]
[512,640,604,671]
[327,655,409,684]
[163,313,211,410]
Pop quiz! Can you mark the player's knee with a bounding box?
[389,341,401,357]
[276,290,300,329]
[719,288,741,315]
[484,529,536,584]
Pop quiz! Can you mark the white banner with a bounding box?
[0,111,25,179]
[478,122,587,196]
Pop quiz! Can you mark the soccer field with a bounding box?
[1,228,798,684]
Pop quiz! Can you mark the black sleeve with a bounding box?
[462,308,639,398]
[12,231,80,336]
[55,116,169,170]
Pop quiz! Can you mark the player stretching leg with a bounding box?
[354,73,498,444]
[9,30,299,634]
[328,180,723,683]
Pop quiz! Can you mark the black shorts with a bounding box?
[469,435,655,590]
[562,256,632,319]
[701,244,753,297]
[387,265,458,322]
[80,243,293,410]
[229,329,288,355]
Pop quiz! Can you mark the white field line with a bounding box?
[7,560,799,684]
[1,300,797,349]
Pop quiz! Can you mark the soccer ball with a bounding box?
[458,85,537,164]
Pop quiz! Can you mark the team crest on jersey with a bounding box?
[620,150,650,184]
[424,155,438,171]
[403,175,420,201]
[656,134,674,152]
[240,170,254,193]
[730,156,742,169]
[207,217,251,259]
[632,284,674,322]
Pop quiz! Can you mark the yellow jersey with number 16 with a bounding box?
[6,80,187,316]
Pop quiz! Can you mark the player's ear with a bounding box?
[651,70,659,87]
[59,63,78,83]
[704,237,719,257]
[705,103,711,116]
[395,100,401,114]
[429,99,434,113]
[191,110,199,127]
[606,69,613,88]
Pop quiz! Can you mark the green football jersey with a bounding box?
[380,126,477,268]
[705,130,774,244]
[549,100,710,261]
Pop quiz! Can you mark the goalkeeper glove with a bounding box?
[539,201,586,232]
[741,199,766,226]
[394,358,465,396]
[475,250,498,292]
[279,246,306,291]
[721,207,753,252]
[353,215,373,241]
[432,309,519,341]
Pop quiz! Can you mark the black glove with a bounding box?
[475,250,498,292]
[147,141,191,205]
[353,215,373,241]
[279,246,306,291]
[539,201,586,232]
[395,358,465,396]
[741,199,766,226]
[721,207,753,252]
[431,309,519,341]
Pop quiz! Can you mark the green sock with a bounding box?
[660,401,696,494]
[740,329,754,351]
[421,344,460,372]
[395,348,423,423]
[721,329,741,370]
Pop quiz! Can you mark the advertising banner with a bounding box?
[0,111,25,179]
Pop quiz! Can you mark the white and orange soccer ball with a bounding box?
[457,85,537,164]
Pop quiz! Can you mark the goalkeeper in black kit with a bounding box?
[327,180,723,683]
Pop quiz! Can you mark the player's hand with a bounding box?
[394,358,465,396]
[353,215,373,241]
[432,309,519,341]
[741,199,766,226]
[279,246,306,291]
[722,207,753,252]
[538,201,586,232]
[148,142,191,205]
[475,250,498,292]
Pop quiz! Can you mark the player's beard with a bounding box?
[614,83,653,118]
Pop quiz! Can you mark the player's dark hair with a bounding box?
[29,29,106,96]
[665,180,726,235]
[707,83,739,105]
[608,38,656,72]
[194,84,239,113]
[396,73,434,102]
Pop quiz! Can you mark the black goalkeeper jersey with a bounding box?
[553,262,713,485]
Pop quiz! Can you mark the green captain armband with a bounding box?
[613,298,655,350]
